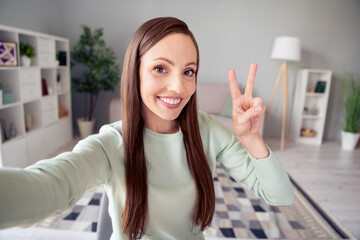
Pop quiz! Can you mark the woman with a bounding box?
[0,17,294,240]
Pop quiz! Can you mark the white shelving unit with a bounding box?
[0,24,72,168]
[291,69,332,145]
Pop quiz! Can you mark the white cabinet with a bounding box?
[291,69,332,145]
[0,24,73,168]
[1,138,27,168]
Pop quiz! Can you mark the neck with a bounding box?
[144,119,179,134]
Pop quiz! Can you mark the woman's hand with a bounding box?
[228,63,269,159]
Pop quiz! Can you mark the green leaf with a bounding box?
[71,25,121,120]
[341,72,360,133]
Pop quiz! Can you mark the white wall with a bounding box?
[1,0,359,140]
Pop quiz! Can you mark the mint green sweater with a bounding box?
[0,112,294,239]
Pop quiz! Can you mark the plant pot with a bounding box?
[341,130,360,151]
[77,118,95,139]
[21,56,31,67]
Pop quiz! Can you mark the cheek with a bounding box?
[187,80,196,96]
[140,73,156,97]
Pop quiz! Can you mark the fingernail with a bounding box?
[255,106,262,112]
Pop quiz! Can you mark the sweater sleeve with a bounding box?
[0,131,116,230]
[207,115,294,206]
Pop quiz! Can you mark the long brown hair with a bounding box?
[120,17,215,239]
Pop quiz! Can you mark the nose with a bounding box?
[166,73,185,94]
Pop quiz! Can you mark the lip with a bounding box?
[157,96,183,109]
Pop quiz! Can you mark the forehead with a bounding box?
[142,33,197,63]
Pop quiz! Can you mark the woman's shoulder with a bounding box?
[100,120,123,135]
[197,111,215,126]
[88,120,124,148]
[197,111,234,142]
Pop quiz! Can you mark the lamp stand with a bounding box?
[265,61,290,151]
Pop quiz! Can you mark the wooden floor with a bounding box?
[266,138,360,239]
[0,137,359,239]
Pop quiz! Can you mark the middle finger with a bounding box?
[244,63,257,97]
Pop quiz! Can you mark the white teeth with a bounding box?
[159,97,181,105]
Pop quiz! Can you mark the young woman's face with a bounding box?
[139,33,197,131]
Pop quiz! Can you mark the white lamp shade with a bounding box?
[270,36,301,61]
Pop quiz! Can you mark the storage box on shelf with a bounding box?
[0,24,73,168]
[291,69,332,145]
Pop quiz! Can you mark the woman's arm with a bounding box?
[0,132,114,229]
[210,63,294,205]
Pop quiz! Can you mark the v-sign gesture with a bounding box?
[228,63,269,159]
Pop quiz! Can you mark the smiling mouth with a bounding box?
[158,96,183,108]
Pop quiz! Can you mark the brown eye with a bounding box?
[154,66,167,73]
[184,69,195,77]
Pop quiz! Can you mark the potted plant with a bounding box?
[341,72,360,150]
[71,25,120,138]
[19,42,35,67]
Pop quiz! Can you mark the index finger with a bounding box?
[244,63,257,97]
[228,68,241,100]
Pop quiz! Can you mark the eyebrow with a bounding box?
[153,57,197,67]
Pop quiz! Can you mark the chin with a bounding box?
[159,111,182,121]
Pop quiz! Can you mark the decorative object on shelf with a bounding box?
[57,73,62,93]
[315,81,327,93]
[0,119,16,142]
[55,52,60,66]
[19,42,35,67]
[266,36,301,151]
[3,91,15,104]
[59,51,67,66]
[301,128,317,137]
[71,25,120,138]
[340,72,360,150]
[0,41,18,67]
[309,104,319,115]
[309,88,315,93]
[25,114,33,132]
[41,78,48,96]
[303,107,309,115]
[48,86,54,95]
[58,106,69,118]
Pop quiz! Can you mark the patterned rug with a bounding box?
[34,164,345,239]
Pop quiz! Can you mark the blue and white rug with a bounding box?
[33,164,345,239]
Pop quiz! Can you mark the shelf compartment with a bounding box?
[0,69,21,105]
[0,30,19,67]
[0,29,18,42]
[56,68,70,94]
[24,100,42,132]
[306,71,331,94]
[0,104,25,144]
[56,40,69,67]
[58,93,71,119]
[41,68,56,96]
[19,34,37,67]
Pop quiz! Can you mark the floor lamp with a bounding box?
[265,36,301,151]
